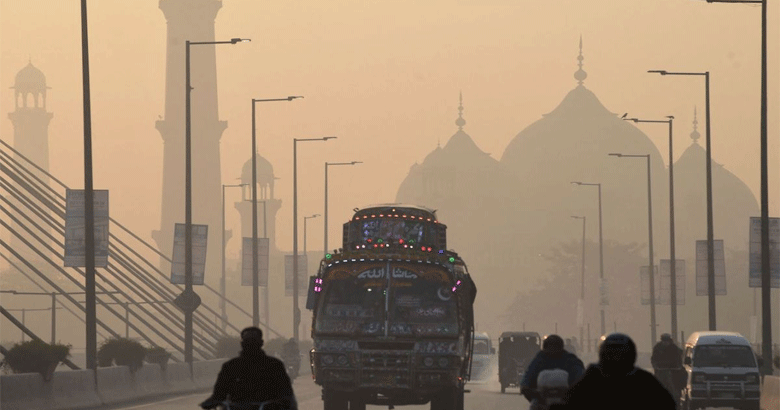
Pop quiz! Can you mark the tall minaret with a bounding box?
[8,61,52,183]
[153,0,228,280]
[7,62,54,260]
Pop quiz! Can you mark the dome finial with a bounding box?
[690,106,701,144]
[574,35,588,86]
[455,91,466,130]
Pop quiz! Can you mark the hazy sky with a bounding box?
[1,0,777,260]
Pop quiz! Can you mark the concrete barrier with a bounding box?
[96,366,135,406]
[193,359,227,389]
[1,372,49,410]
[133,363,165,397]
[763,375,779,410]
[49,369,102,410]
[163,362,198,394]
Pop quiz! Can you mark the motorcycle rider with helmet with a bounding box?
[553,333,675,410]
[520,334,585,410]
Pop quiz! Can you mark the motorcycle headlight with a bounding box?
[438,357,449,368]
[424,357,434,367]
[322,355,334,366]
[336,355,348,366]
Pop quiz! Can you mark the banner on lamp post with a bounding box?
[748,217,780,288]
[170,223,208,285]
[242,237,269,287]
[64,189,109,268]
[599,278,609,306]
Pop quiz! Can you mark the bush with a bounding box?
[215,335,240,358]
[0,340,70,380]
[98,338,146,372]
[145,346,170,370]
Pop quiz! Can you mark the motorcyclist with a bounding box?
[281,338,300,377]
[552,333,675,410]
[200,327,297,410]
[651,333,683,402]
[520,334,584,407]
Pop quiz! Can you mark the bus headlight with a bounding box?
[438,357,449,368]
[322,355,335,366]
[424,357,434,367]
[336,355,349,366]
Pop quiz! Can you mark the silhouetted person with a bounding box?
[281,338,300,378]
[521,334,584,407]
[200,327,297,410]
[651,333,683,403]
[553,333,675,410]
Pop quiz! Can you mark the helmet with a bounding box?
[240,326,264,350]
[660,333,672,342]
[598,333,636,376]
[542,334,564,352]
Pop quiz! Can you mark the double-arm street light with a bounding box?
[184,37,249,363]
[647,70,717,331]
[697,0,771,375]
[624,115,679,341]
[250,96,303,328]
[222,183,247,331]
[609,153,657,346]
[324,161,362,255]
[570,215,586,348]
[571,181,605,336]
[293,137,336,341]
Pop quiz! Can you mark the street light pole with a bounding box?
[699,0,771,376]
[571,215,586,348]
[250,96,302,328]
[185,37,249,363]
[222,183,246,331]
[571,182,605,336]
[625,116,678,341]
[610,153,656,346]
[293,137,335,341]
[324,161,362,256]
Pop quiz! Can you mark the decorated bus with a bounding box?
[308,204,477,410]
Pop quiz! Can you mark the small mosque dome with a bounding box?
[240,153,275,186]
[14,62,47,92]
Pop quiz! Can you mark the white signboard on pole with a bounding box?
[640,265,660,305]
[285,254,308,296]
[64,189,109,267]
[170,223,208,285]
[748,217,780,288]
[695,240,726,296]
[242,237,269,287]
[659,259,686,305]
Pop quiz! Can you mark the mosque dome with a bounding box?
[240,153,275,186]
[14,62,47,92]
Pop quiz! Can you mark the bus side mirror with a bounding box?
[684,357,691,366]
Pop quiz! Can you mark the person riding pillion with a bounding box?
[200,327,298,410]
[520,334,585,403]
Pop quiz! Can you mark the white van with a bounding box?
[680,331,761,410]
[469,332,495,383]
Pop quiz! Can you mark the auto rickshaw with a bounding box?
[498,331,541,393]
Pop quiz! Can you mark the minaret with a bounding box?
[574,35,588,86]
[8,61,53,183]
[153,0,228,280]
[7,62,54,258]
[235,154,282,252]
[690,106,701,145]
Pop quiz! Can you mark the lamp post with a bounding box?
[697,0,771,376]
[610,153,657,346]
[293,137,336,341]
[647,69,717,331]
[571,215,586,349]
[624,115,679,341]
[222,183,246,331]
[324,161,362,255]
[571,181,605,336]
[304,214,320,258]
[250,96,302,328]
[184,37,249,363]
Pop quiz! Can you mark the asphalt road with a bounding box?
[112,374,531,410]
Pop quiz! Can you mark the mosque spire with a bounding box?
[690,106,701,144]
[455,91,466,130]
[574,35,588,86]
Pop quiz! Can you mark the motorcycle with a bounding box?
[282,353,300,380]
[531,369,569,410]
